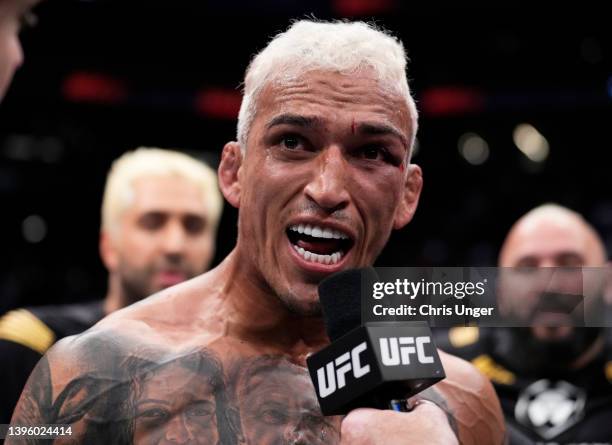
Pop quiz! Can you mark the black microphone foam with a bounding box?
[318,267,379,341]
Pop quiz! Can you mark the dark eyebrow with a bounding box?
[266,114,322,130]
[357,122,409,150]
[265,114,409,152]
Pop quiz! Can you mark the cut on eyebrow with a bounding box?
[266,114,322,130]
[357,122,409,150]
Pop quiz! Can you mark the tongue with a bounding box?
[296,238,342,255]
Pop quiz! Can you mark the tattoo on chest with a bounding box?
[16,343,342,444]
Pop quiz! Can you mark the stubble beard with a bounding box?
[263,268,323,317]
[117,259,162,306]
[278,290,323,317]
[119,269,154,306]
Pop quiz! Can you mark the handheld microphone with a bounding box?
[307,268,446,416]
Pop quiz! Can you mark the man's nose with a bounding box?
[548,267,583,292]
[164,414,193,444]
[283,414,323,445]
[283,425,310,445]
[539,260,558,268]
[304,146,350,213]
[161,221,188,255]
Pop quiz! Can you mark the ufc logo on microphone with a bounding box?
[380,336,434,366]
[316,342,371,398]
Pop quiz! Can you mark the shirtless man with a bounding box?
[10,20,505,444]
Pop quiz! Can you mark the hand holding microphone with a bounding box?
[339,403,458,445]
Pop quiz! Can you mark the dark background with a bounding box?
[1,1,611,312]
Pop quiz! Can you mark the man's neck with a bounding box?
[216,248,330,360]
[102,275,127,315]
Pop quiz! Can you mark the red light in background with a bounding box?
[420,86,486,116]
[62,72,127,104]
[195,88,242,120]
[332,0,396,16]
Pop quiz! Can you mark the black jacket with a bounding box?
[0,300,104,424]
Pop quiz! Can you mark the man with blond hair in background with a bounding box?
[0,147,222,423]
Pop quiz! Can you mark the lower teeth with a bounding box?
[293,245,343,265]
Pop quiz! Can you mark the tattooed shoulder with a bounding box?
[10,328,341,445]
[10,327,141,443]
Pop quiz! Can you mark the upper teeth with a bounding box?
[289,224,349,240]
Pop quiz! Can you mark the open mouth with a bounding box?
[286,223,354,265]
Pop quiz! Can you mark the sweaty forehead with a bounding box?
[254,70,413,139]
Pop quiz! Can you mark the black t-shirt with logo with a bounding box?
[435,327,612,445]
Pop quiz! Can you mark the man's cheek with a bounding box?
[368,207,394,238]
[193,237,213,262]
[249,426,280,445]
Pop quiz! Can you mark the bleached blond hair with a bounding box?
[101,148,222,233]
[237,19,418,153]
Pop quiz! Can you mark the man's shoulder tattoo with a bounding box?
[13,335,342,444]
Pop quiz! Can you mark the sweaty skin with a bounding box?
[10,71,504,444]
[11,269,503,444]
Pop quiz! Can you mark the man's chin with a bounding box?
[277,287,323,317]
[530,312,577,340]
[531,325,574,341]
[286,300,323,317]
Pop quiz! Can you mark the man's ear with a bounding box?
[393,164,423,230]
[99,231,118,272]
[218,141,243,209]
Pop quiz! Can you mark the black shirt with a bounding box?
[435,327,612,445]
[0,300,105,424]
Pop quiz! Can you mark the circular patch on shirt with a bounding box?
[515,379,586,440]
